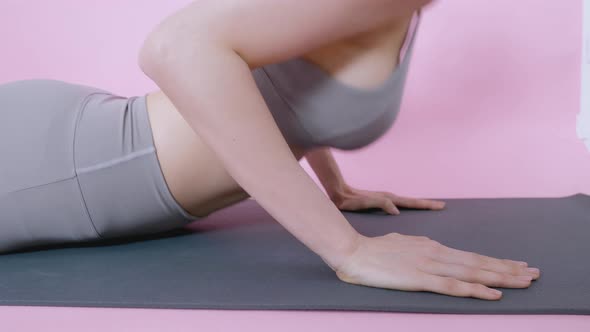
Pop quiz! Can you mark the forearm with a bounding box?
[138,0,432,270]
[139,37,360,272]
[305,147,348,198]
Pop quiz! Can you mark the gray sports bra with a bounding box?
[251,12,421,151]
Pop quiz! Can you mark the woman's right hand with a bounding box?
[333,233,541,300]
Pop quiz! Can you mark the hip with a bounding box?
[0,79,199,251]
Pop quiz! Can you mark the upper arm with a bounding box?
[140,0,432,70]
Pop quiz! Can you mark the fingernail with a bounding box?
[526,267,540,274]
[490,289,502,296]
[517,275,533,281]
[517,261,528,266]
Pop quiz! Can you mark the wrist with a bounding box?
[320,230,365,272]
[326,182,351,201]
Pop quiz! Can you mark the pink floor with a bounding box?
[1,308,589,332]
[1,0,589,330]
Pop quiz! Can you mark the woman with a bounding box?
[0,0,539,300]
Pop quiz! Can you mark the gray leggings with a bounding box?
[0,79,200,254]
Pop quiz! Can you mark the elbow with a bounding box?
[138,14,225,80]
[138,30,236,88]
[138,27,202,80]
[138,1,237,80]
[137,31,168,79]
[138,28,236,83]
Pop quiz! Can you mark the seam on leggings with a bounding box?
[0,175,77,197]
[75,147,156,174]
[72,92,110,239]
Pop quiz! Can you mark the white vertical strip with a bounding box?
[578,0,590,151]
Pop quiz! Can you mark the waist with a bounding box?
[73,93,199,238]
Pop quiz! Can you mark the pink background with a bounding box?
[1,0,588,330]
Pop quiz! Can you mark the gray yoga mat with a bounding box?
[0,193,588,314]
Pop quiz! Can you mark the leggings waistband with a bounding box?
[73,93,199,239]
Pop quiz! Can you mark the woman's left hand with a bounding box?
[328,183,446,215]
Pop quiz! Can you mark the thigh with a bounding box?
[0,79,107,253]
[0,79,106,195]
[0,178,99,254]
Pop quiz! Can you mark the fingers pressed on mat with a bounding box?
[416,258,533,288]
[427,244,540,279]
[382,192,445,210]
[416,272,503,301]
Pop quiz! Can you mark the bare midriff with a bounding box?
[144,14,413,218]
